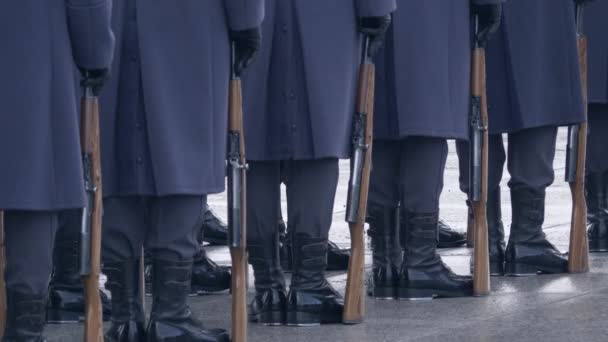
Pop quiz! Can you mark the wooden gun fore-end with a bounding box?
[568,35,590,274]
[471,47,490,296]
[80,95,104,342]
[228,76,249,342]
[343,61,375,324]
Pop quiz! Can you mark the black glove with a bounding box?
[230,28,261,77]
[574,0,595,4]
[472,4,502,47]
[359,15,392,58]
[79,68,109,96]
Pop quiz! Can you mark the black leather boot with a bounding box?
[248,236,287,325]
[398,211,472,300]
[104,260,146,342]
[504,187,568,276]
[437,220,467,248]
[191,249,231,295]
[587,172,608,252]
[146,259,230,342]
[286,234,344,326]
[47,232,111,323]
[367,206,401,299]
[200,204,228,246]
[4,290,47,342]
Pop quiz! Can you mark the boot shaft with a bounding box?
[586,172,608,217]
[149,258,193,321]
[487,188,506,247]
[4,290,46,341]
[509,187,546,242]
[103,260,144,323]
[367,206,401,267]
[249,236,285,290]
[290,234,328,289]
[400,211,441,268]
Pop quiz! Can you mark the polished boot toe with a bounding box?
[191,250,231,295]
[437,220,467,248]
[249,288,287,325]
[504,239,568,276]
[326,241,350,271]
[147,319,230,342]
[399,263,473,300]
[47,287,112,323]
[286,283,344,326]
[200,205,228,246]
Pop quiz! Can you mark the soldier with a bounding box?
[98,1,263,341]
[0,1,114,340]
[242,0,395,326]
[367,0,502,300]
[457,0,586,276]
[584,0,608,252]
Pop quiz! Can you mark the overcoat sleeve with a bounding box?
[224,0,265,31]
[355,0,397,17]
[65,0,115,69]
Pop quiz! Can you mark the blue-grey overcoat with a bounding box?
[242,0,397,161]
[374,0,504,141]
[0,0,114,210]
[487,0,585,134]
[586,0,608,105]
[99,0,264,197]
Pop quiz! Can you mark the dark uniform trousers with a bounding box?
[102,196,205,263]
[456,126,558,194]
[369,137,448,213]
[5,211,58,296]
[587,104,608,174]
[247,159,339,242]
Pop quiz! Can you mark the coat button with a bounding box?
[282,24,288,33]
[136,156,143,164]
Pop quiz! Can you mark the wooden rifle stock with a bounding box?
[80,86,104,342]
[567,5,590,273]
[470,30,490,296]
[0,211,5,339]
[227,43,248,342]
[343,37,375,324]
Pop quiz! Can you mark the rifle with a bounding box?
[566,4,590,273]
[343,36,375,324]
[227,42,248,342]
[0,211,5,339]
[80,78,105,342]
[469,16,490,296]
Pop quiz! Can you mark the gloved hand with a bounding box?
[472,4,502,47]
[574,0,596,4]
[230,27,261,77]
[358,15,392,58]
[79,68,109,96]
